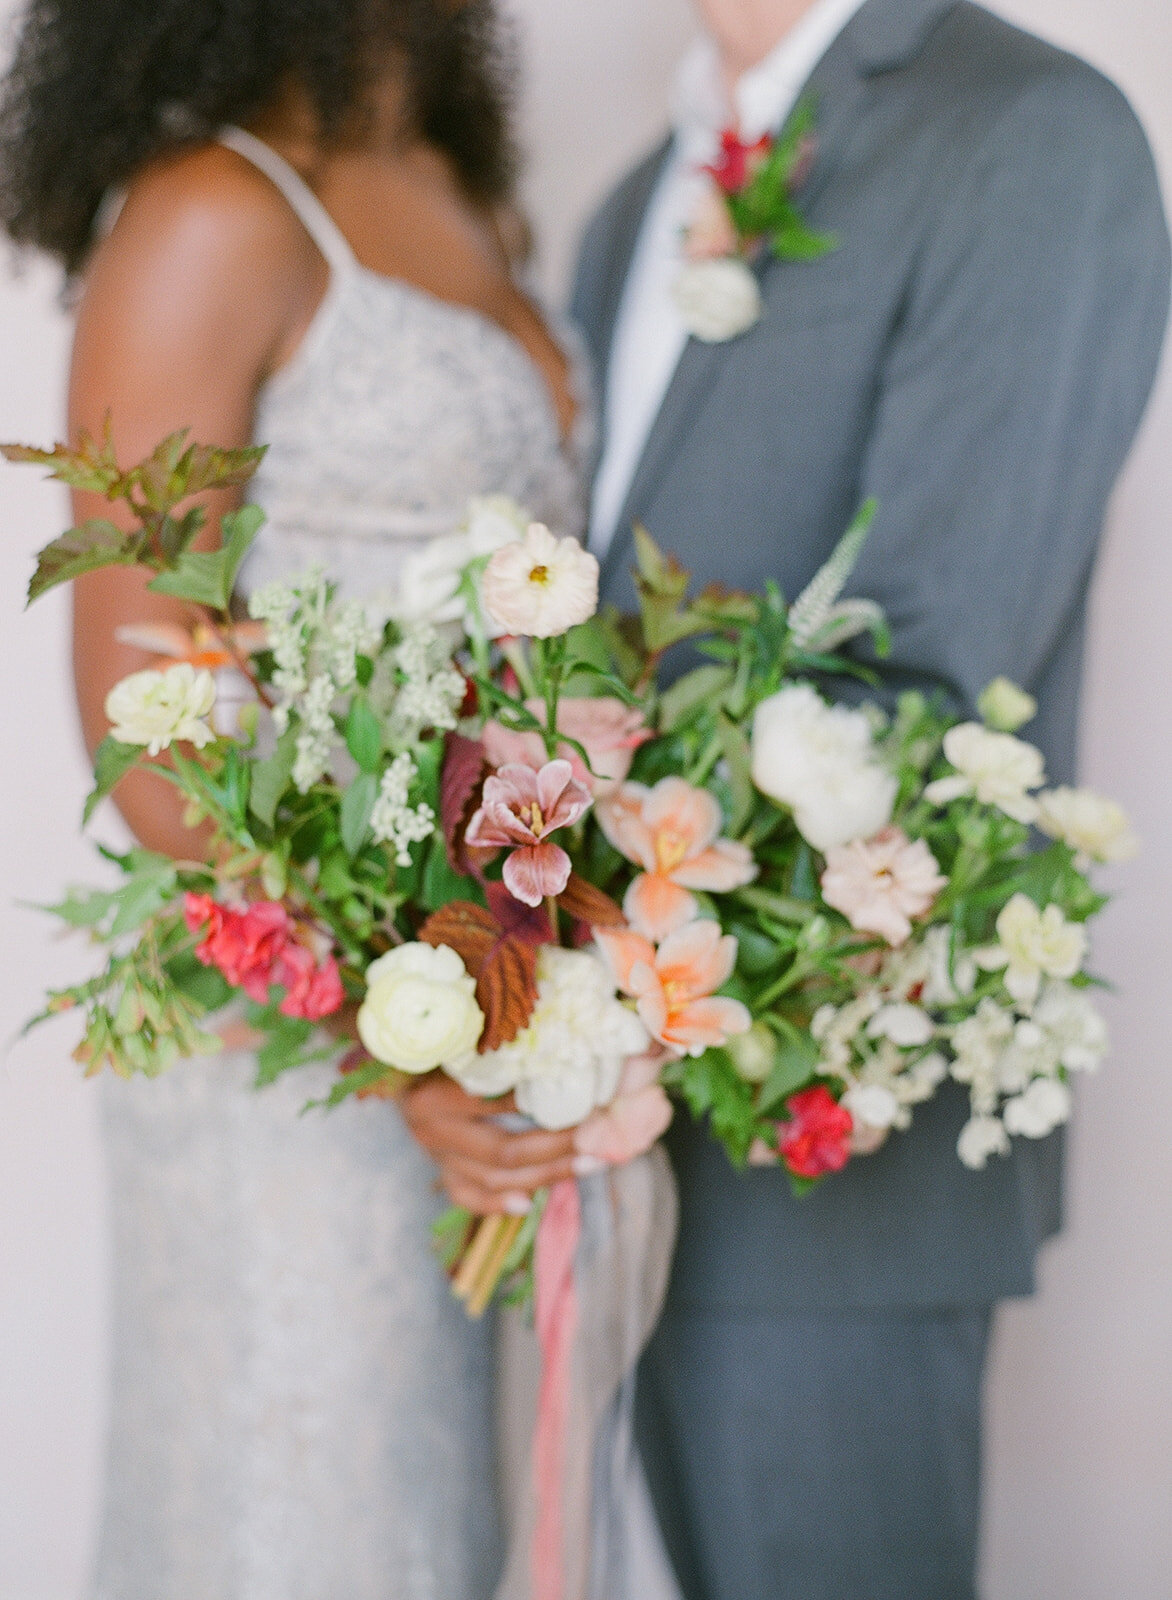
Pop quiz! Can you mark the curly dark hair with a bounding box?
[0,0,518,274]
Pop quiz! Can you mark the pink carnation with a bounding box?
[820,826,947,947]
[184,892,289,1002]
[276,943,346,1021]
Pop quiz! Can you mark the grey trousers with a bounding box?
[635,1303,992,1600]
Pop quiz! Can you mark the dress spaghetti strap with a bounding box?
[217,125,357,277]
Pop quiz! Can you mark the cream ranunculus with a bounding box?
[105,662,217,756]
[977,677,1037,733]
[481,522,599,638]
[357,942,484,1073]
[976,893,1088,1008]
[751,684,897,852]
[1036,786,1139,868]
[923,722,1045,824]
[672,256,763,343]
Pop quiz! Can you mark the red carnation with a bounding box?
[778,1086,853,1179]
[705,129,772,195]
[185,893,290,1002]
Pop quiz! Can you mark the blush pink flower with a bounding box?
[184,892,290,1002]
[597,777,757,941]
[596,919,751,1057]
[464,759,593,907]
[481,522,599,638]
[276,943,345,1021]
[820,826,948,947]
[573,1048,674,1166]
[482,697,650,796]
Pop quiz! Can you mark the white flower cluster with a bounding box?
[445,947,649,1130]
[807,919,1106,1169]
[248,569,381,792]
[388,624,466,744]
[369,752,436,867]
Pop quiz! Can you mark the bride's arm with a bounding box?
[69,144,325,857]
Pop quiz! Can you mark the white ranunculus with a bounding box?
[957,1114,1011,1170]
[924,722,1045,824]
[1036,786,1139,868]
[393,495,529,627]
[105,662,217,756]
[672,257,763,343]
[481,522,599,639]
[1002,1077,1072,1138]
[1032,981,1109,1073]
[358,943,484,1073]
[751,684,897,851]
[466,947,648,1130]
[976,894,1087,1008]
[977,677,1037,733]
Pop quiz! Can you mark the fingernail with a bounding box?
[573,1155,608,1177]
[502,1193,532,1215]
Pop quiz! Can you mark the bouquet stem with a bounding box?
[453,1213,526,1318]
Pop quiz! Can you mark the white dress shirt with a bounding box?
[588,0,870,556]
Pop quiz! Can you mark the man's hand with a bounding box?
[400,1073,583,1215]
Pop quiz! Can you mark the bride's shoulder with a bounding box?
[75,141,324,377]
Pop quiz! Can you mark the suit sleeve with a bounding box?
[849,63,1170,715]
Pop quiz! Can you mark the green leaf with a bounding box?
[716,714,755,832]
[3,423,122,496]
[254,1013,315,1087]
[758,1035,820,1115]
[218,504,265,592]
[249,726,297,827]
[340,773,378,857]
[147,548,233,609]
[27,519,140,604]
[345,700,383,774]
[658,665,735,732]
[84,737,142,824]
[422,837,481,913]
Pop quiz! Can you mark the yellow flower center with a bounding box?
[525,801,545,834]
[661,976,689,1009]
[528,564,551,586]
[655,828,691,875]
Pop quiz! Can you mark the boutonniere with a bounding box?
[673,100,836,344]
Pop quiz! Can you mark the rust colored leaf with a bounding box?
[557,872,626,929]
[476,936,539,1051]
[418,901,499,973]
[441,732,487,872]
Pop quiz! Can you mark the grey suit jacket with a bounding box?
[573,0,1170,1308]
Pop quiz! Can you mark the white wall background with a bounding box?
[0,1,1168,1596]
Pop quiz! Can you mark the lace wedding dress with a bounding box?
[92,127,589,1600]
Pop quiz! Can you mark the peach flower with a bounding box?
[464,759,592,907]
[573,1048,674,1166]
[482,697,650,796]
[596,777,757,942]
[820,826,947,947]
[596,919,751,1057]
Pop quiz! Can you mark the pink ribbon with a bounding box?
[532,1178,582,1600]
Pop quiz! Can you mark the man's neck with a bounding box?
[699,0,827,97]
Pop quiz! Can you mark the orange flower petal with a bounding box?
[654,918,738,1001]
[671,839,757,892]
[594,928,657,994]
[623,873,698,942]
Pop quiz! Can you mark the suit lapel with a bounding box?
[598,0,959,590]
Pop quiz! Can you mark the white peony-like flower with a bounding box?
[957,1114,1011,1170]
[481,522,599,639]
[357,943,484,1073]
[393,495,529,628]
[1036,787,1139,869]
[976,894,1087,1008]
[105,663,217,755]
[751,684,897,852]
[672,256,763,342]
[446,947,648,1130]
[1002,1076,1072,1138]
[977,677,1037,733]
[924,722,1046,824]
[1032,981,1109,1073]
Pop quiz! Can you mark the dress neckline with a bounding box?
[219,126,579,450]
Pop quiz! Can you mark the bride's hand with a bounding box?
[400,1074,580,1216]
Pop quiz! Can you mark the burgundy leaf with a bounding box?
[440,732,487,873]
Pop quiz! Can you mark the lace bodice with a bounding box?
[221,127,591,606]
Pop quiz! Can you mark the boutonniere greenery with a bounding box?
[674,99,836,343]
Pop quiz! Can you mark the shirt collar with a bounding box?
[673,0,872,151]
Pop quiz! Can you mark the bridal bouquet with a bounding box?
[9,429,1133,1309]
